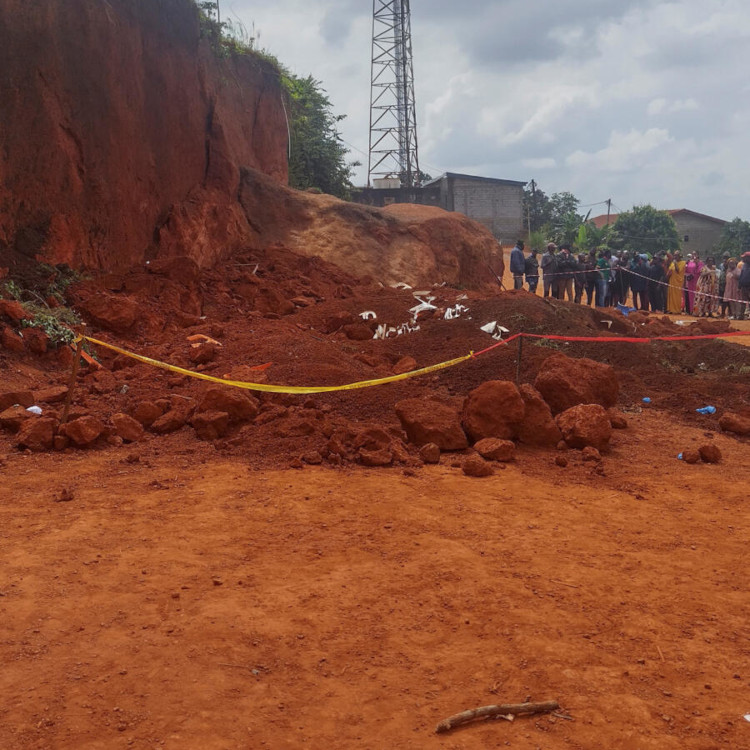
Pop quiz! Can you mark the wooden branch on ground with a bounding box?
[435,700,560,734]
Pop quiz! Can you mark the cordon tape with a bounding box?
[78,330,750,396]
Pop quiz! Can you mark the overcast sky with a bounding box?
[225,0,749,220]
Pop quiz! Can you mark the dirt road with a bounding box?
[2,410,748,749]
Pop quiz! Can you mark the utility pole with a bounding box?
[606,198,611,225]
[530,179,537,232]
[368,0,420,188]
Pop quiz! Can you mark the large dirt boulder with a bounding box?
[719,412,750,437]
[64,415,106,446]
[556,404,612,451]
[462,381,525,442]
[34,386,69,404]
[131,401,164,427]
[534,354,619,414]
[1,325,26,352]
[16,417,56,451]
[198,386,259,423]
[21,327,49,354]
[395,398,468,450]
[0,299,32,324]
[517,384,562,447]
[111,413,145,443]
[0,404,33,432]
[0,389,35,411]
[80,293,139,332]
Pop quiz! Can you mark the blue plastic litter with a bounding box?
[642,397,652,404]
[616,303,637,317]
[677,453,684,460]
[696,406,716,415]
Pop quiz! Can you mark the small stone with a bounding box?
[419,442,440,464]
[462,454,494,477]
[608,408,628,429]
[683,449,700,464]
[107,435,124,447]
[474,438,515,462]
[581,446,602,462]
[358,447,393,467]
[302,450,323,465]
[698,444,722,464]
[555,455,568,468]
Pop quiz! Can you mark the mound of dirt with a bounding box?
[237,168,504,290]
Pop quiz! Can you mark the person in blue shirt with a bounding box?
[510,240,526,290]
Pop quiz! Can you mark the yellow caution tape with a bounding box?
[79,335,474,394]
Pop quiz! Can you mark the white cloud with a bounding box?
[522,158,557,169]
[567,129,674,171]
[647,98,699,116]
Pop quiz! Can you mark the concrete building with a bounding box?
[352,172,526,244]
[591,209,727,255]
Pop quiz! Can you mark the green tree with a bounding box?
[574,222,612,254]
[523,185,583,243]
[523,183,552,232]
[610,205,680,256]
[716,217,750,257]
[283,74,358,199]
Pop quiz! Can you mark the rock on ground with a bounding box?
[64,415,107,446]
[556,404,612,451]
[111,413,145,443]
[16,417,56,451]
[395,398,468,450]
[474,438,515,462]
[719,412,750,436]
[462,454,494,477]
[198,386,259,423]
[535,353,619,414]
[698,444,722,464]
[462,381,525,442]
[419,443,440,464]
[517,384,562,446]
[0,390,35,411]
[191,411,230,441]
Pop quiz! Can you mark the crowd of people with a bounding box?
[509,240,750,319]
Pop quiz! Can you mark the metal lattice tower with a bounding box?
[368,0,420,188]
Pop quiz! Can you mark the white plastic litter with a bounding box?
[26,406,43,415]
[443,304,469,321]
[480,322,510,340]
[744,714,750,723]
[409,296,437,321]
[359,310,377,320]
[391,282,413,290]
[455,293,469,301]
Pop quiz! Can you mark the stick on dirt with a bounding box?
[61,324,85,426]
[435,700,560,733]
